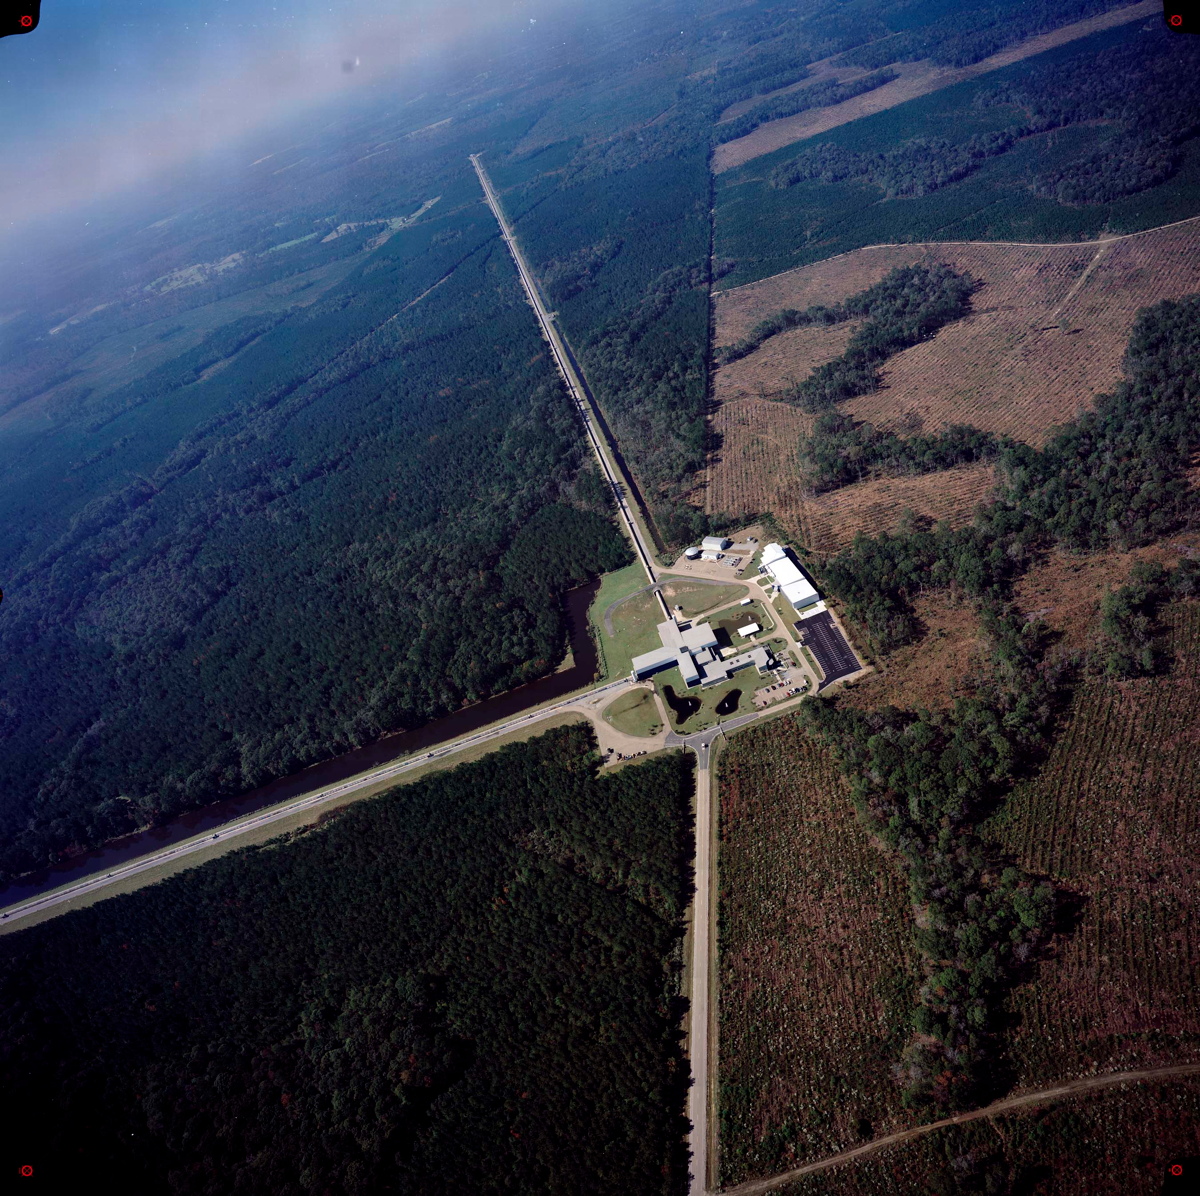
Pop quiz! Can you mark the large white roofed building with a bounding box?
[761,543,820,610]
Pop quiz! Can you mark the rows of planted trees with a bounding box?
[796,297,1200,1112]
[0,727,694,1194]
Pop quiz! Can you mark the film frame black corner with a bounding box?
[1,2,41,40]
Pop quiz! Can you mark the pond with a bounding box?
[714,689,742,717]
[661,684,702,725]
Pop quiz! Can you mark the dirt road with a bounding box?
[722,1062,1200,1194]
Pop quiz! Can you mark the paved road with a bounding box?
[470,153,670,619]
[0,676,634,930]
[721,1061,1200,1194]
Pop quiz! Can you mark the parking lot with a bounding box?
[795,611,861,689]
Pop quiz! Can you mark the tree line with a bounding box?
[817,296,1200,655]
[0,726,694,1193]
[798,296,1200,1112]
[714,70,898,146]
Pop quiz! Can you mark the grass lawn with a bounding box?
[654,668,767,734]
[588,562,654,679]
[596,589,664,680]
[658,575,748,617]
[603,687,663,737]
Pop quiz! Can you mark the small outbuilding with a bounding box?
[737,622,761,637]
[702,535,732,552]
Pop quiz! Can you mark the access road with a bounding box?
[470,153,670,619]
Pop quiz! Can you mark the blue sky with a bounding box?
[0,0,547,229]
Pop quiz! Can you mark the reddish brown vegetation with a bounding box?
[990,601,1200,1087]
[705,222,1200,541]
[714,321,861,407]
[781,462,997,553]
[718,719,916,1186]
[1014,541,1191,654]
[840,593,984,711]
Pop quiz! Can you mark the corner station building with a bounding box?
[631,618,774,689]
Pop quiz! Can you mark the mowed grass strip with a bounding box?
[717,718,917,1186]
[589,562,657,679]
[658,575,748,617]
[985,600,1200,1088]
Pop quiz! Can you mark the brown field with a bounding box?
[780,463,998,554]
[715,245,927,344]
[716,223,1200,450]
[839,592,985,711]
[772,1080,1200,1196]
[986,600,1200,1089]
[717,718,917,1187]
[1014,540,1195,654]
[715,321,861,406]
[707,397,811,520]
[705,221,1200,536]
[834,537,1199,712]
[712,1,1158,173]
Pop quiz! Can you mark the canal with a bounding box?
[0,580,602,908]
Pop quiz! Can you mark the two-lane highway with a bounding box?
[0,675,634,932]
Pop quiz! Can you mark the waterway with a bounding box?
[0,580,602,908]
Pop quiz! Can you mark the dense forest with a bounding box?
[799,297,1200,1111]
[714,70,899,146]
[769,128,1024,198]
[0,726,694,1193]
[0,163,633,881]
[769,24,1200,208]
[716,20,1200,287]
[799,413,1001,492]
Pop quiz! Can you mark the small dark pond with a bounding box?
[714,689,742,717]
[662,684,701,725]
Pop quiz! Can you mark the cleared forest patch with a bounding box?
[714,321,861,407]
[839,592,984,711]
[713,222,1200,458]
[718,719,917,1187]
[1014,541,1191,653]
[714,245,923,343]
[779,462,997,554]
[707,397,812,520]
[986,601,1200,1089]
[711,1,1159,173]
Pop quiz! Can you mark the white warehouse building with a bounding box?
[761,543,821,611]
[701,535,732,552]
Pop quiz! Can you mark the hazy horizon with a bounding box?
[0,0,565,235]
